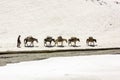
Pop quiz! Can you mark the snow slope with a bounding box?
[0,0,120,49]
[0,55,120,80]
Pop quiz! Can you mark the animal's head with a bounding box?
[52,39,55,42]
[68,39,71,41]
[35,39,38,43]
[94,39,97,42]
[77,38,80,42]
[64,39,67,43]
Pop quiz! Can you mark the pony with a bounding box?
[24,36,38,47]
[86,37,97,46]
[55,36,67,46]
[68,37,80,46]
[44,36,55,46]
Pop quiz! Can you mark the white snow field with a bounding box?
[0,0,120,50]
[0,55,120,80]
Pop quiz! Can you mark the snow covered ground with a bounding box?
[0,55,120,80]
[0,0,120,51]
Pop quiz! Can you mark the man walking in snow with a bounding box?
[17,35,21,48]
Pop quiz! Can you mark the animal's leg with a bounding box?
[30,42,33,46]
[26,43,28,46]
[87,42,89,45]
[55,42,58,46]
[61,42,63,46]
[69,41,72,46]
[50,41,51,46]
[93,42,95,46]
[56,42,58,46]
[44,41,46,46]
[90,42,92,45]
[30,42,32,46]
[24,41,27,47]
[68,41,70,46]
[32,42,34,46]
[53,41,56,46]
[87,42,89,46]
[75,42,76,46]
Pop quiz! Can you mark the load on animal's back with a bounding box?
[24,36,38,47]
[57,36,63,41]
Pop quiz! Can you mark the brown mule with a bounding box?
[44,36,55,46]
[68,37,80,46]
[24,36,38,47]
[55,36,67,46]
[86,37,97,46]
